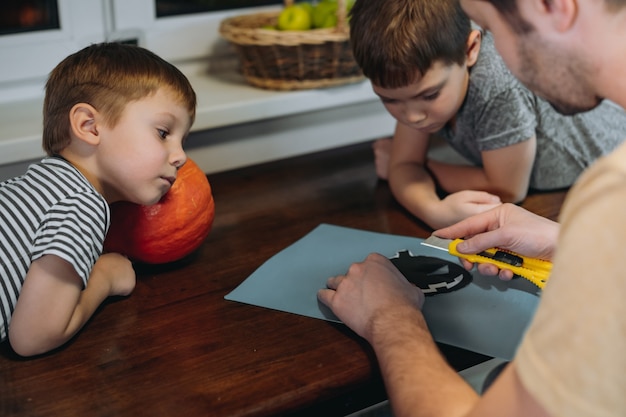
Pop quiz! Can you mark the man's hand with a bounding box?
[317,253,424,342]
[435,203,559,279]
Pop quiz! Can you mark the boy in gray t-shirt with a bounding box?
[351,0,626,229]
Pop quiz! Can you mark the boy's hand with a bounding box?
[92,253,136,296]
[428,190,502,229]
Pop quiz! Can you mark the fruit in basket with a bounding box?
[316,13,337,28]
[299,2,314,16]
[274,1,356,30]
[346,0,356,13]
[311,0,356,28]
[277,4,312,30]
[312,0,338,28]
[104,158,215,264]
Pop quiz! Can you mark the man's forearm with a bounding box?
[369,306,479,417]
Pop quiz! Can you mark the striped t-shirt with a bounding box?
[0,156,109,342]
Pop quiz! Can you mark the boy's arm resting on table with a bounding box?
[9,253,135,357]
[388,124,501,229]
[373,137,393,180]
[427,137,536,203]
[317,253,551,417]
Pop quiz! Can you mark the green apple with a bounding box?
[312,1,338,28]
[317,13,337,28]
[346,0,356,23]
[277,4,312,30]
[298,2,314,17]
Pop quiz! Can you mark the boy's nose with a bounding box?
[404,103,427,124]
[170,146,187,169]
[406,109,427,124]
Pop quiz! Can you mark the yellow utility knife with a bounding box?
[421,235,552,289]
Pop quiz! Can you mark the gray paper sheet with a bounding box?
[225,224,540,360]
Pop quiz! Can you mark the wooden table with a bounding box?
[0,142,567,417]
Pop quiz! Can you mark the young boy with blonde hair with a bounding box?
[351,0,626,229]
[0,43,196,356]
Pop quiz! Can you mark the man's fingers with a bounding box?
[318,274,346,306]
[325,275,344,290]
[317,288,334,306]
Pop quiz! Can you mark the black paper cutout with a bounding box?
[389,250,472,296]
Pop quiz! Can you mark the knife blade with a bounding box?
[421,235,551,289]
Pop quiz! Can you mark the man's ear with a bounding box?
[546,0,577,32]
[526,0,577,32]
[69,103,101,146]
[465,29,482,68]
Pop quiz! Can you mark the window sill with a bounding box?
[0,70,386,166]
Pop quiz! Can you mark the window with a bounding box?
[155,0,281,17]
[0,0,283,101]
[0,0,107,101]
[0,0,60,36]
[108,0,281,67]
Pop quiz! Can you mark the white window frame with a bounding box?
[108,0,281,73]
[0,0,281,101]
[0,0,106,101]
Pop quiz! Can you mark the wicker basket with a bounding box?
[219,0,364,90]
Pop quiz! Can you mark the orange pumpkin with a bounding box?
[104,158,215,264]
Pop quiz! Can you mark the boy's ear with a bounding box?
[465,29,482,68]
[69,103,101,146]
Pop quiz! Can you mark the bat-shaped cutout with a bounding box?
[389,250,472,296]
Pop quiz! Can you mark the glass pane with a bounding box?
[156,0,283,18]
[0,0,60,36]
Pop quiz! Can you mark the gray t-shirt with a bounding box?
[438,32,626,190]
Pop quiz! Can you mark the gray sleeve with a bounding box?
[472,85,538,152]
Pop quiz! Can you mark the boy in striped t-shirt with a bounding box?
[0,43,196,356]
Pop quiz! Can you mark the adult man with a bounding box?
[317,1,626,416]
